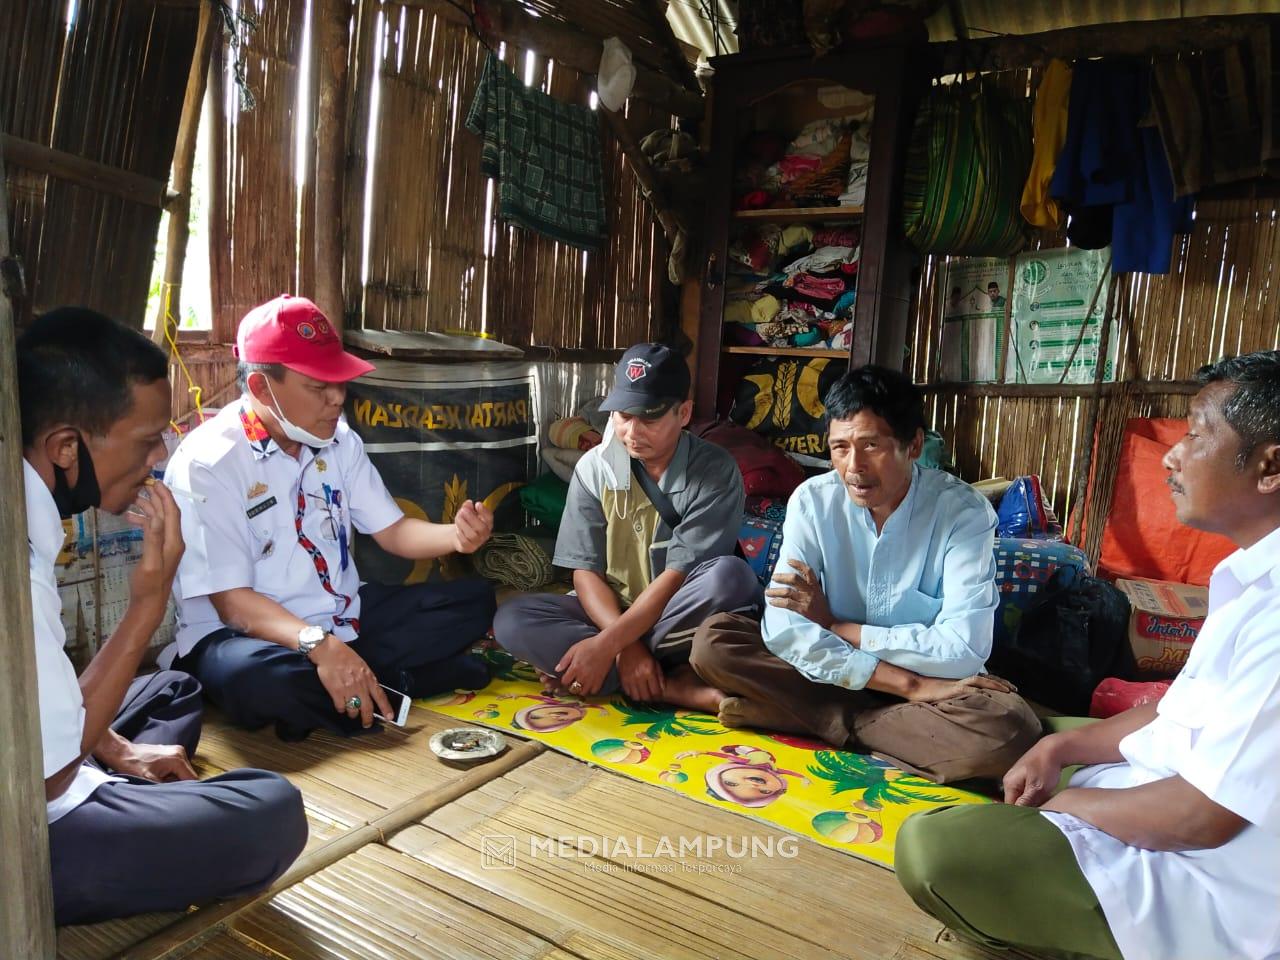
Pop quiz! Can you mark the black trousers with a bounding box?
[49,671,307,925]
[175,578,496,739]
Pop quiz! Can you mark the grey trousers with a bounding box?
[494,556,762,695]
[49,671,308,925]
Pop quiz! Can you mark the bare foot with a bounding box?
[661,664,726,714]
[719,696,811,736]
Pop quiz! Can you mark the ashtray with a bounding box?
[429,727,507,763]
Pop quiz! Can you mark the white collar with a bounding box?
[23,458,67,565]
[1217,523,1280,589]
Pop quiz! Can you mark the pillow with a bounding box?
[1097,418,1235,586]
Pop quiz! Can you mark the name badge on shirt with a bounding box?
[246,496,278,519]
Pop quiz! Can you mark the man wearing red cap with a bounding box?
[159,295,496,739]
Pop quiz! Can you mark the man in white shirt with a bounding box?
[161,295,495,740]
[896,349,1280,960]
[19,308,306,924]
[692,366,1040,783]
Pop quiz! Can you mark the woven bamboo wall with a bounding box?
[1,1,195,328]
[210,0,666,351]
[907,195,1280,555]
[209,0,312,342]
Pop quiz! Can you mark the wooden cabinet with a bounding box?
[693,46,919,419]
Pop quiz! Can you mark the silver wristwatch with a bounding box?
[297,625,326,661]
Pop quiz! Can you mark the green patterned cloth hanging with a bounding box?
[902,81,1032,257]
[466,53,608,251]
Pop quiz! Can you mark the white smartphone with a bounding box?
[374,684,411,726]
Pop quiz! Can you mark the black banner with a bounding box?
[346,360,536,584]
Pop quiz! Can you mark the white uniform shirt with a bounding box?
[164,401,403,657]
[1042,523,1280,960]
[25,460,116,823]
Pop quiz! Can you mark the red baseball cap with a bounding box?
[233,294,374,383]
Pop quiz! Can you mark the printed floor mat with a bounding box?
[420,648,990,869]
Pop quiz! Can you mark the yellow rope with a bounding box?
[160,282,205,432]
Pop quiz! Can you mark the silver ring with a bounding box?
[569,681,584,694]
[346,696,362,710]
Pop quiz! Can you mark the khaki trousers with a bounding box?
[690,613,1042,783]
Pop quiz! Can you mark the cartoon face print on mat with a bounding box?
[675,744,811,808]
[503,694,608,733]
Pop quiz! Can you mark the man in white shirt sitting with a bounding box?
[19,308,306,924]
[161,295,495,740]
[691,366,1040,783]
[896,350,1280,960]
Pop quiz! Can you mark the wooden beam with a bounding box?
[933,14,1280,74]
[599,107,682,246]
[1,134,179,209]
[313,0,352,329]
[918,380,1200,398]
[151,0,218,349]
[0,130,57,960]
[641,0,700,94]
[475,0,703,118]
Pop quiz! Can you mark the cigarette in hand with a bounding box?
[165,483,207,503]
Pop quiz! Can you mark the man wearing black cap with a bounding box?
[494,344,760,708]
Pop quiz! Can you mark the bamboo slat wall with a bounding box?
[907,195,1280,553]
[1,1,196,328]
[213,0,666,351]
[209,0,312,343]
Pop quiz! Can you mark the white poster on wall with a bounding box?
[1006,246,1117,384]
[939,257,1007,383]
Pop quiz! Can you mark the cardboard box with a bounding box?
[1115,578,1209,678]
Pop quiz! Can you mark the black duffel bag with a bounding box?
[988,568,1136,715]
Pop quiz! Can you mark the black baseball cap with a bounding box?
[599,343,691,417]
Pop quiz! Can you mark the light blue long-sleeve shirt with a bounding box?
[762,464,999,690]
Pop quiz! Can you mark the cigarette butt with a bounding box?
[144,477,157,485]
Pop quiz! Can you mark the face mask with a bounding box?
[52,434,102,518]
[262,379,337,449]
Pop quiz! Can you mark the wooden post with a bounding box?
[0,132,57,960]
[313,0,352,329]
[151,0,218,348]
[599,107,682,245]
[342,0,380,330]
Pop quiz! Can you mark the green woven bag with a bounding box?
[902,81,1032,256]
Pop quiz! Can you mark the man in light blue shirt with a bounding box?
[691,366,1040,783]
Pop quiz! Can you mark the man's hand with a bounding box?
[452,500,494,554]
[106,741,199,782]
[765,560,834,629]
[125,481,185,625]
[556,635,615,697]
[907,673,1017,704]
[1003,734,1068,807]
[310,636,392,728]
[616,642,664,702]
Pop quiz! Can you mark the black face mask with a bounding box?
[52,434,102,518]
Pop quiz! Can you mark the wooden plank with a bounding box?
[2,133,178,210]
[733,205,864,222]
[387,751,955,960]
[233,848,579,960]
[0,124,56,960]
[343,327,525,359]
[112,741,546,960]
[722,346,849,358]
[934,14,1280,74]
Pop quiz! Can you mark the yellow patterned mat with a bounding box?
[421,649,990,869]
